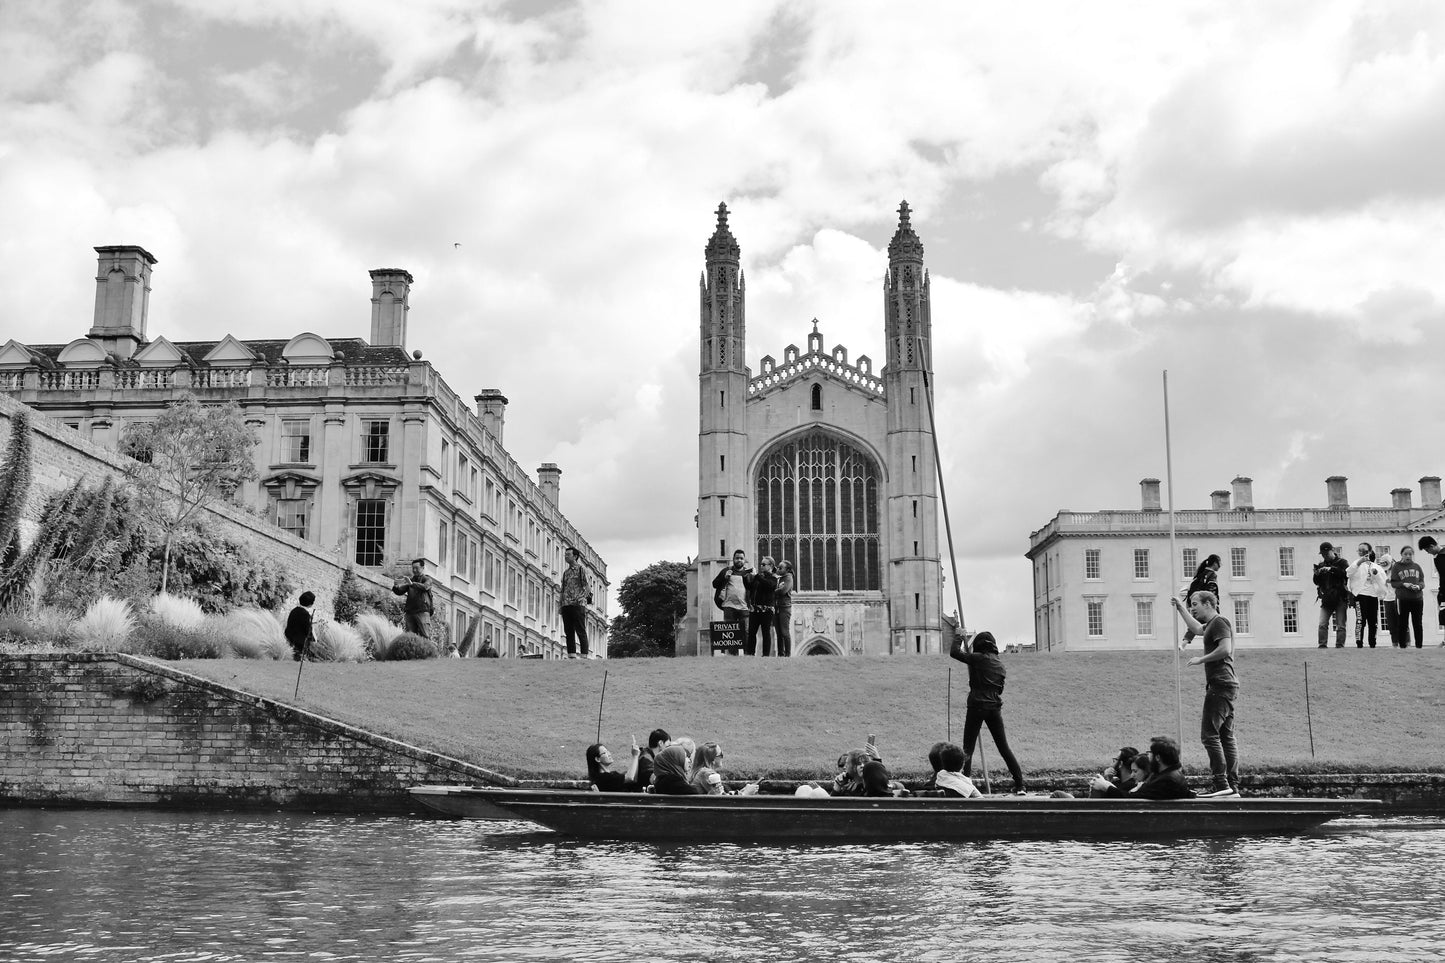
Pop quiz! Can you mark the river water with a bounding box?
[2,809,1443,962]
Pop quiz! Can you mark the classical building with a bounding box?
[0,245,608,658]
[1027,475,1445,651]
[679,203,944,657]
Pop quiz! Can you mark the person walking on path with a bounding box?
[743,556,779,657]
[948,630,1026,793]
[392,559,434,638]
[1418,536,1445,645]
[284,590,316,661]
[1346,542,1386,648]
[773,559,794,658]
[1313,542,1349,648]
[560,546,593,658]
[1172,590,1240,797]
[1392,545,1428,648]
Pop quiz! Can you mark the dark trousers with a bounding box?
[1382,600,1400,645]
[561,604,589,655]
[1354,596,1378,647]
[774,605,792,657]
[747,608,773,656]
[961,704,1025,791]
[403,612,430,638]
[1399,598,1425,648]
[1318,599,1348,647]
[1201,685,1239,791]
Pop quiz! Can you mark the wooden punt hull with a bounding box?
[409,787,1380,841]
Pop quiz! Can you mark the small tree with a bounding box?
[120,395,259,593]
[607,560,688,658]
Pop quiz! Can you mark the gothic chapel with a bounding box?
[679,202,944,656]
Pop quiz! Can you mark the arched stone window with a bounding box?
[755,431,880,592]
[810,384,822,410]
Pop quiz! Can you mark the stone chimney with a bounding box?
[369,268,413,348]
[1210,490,1231,511]
[538,463,561,507]
[1326,476,1349,509]
[1392,488,1413,510]
[476,389,508,442]
[1231,476,1254,510]
[89,245,157,360]
[1421,476,1442,508]
[1140,478,1161,512]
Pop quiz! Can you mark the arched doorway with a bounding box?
[801,636,842,656]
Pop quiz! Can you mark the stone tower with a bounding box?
[881,201,942,653]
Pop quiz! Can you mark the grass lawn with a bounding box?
[179,646,1445,782]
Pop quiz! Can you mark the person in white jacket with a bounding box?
[1376,546,1398,646]
[1346,542,1387,648]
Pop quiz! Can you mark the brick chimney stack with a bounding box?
[89,245,157,360]
[1392,488,1413,510]
[1326,476,1349,509]
[1140,478,1161,512]
[1210,490,1231,510]
[1231,476,1254,510]
[1421,476,1442,508]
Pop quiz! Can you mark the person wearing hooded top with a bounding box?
[932,744,983,798]
[861,760,899,797]
[1180,555,1222,644]
[1346,542,1387,648]
[1391,546,1427,648]
[584,742,643,792]
[949,630,1026,793]
[646,745,704,795]
[1132,737,1196,800]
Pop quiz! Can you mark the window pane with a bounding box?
[355,499,386,566]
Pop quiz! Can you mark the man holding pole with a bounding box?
[1171,590,1240,797]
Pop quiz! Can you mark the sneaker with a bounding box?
[1200,786,1239,798]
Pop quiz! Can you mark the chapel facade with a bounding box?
[678,202,945,656]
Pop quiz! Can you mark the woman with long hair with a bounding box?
[689,742,726,794]
[584,742,642,792]
[948,630,1025,793]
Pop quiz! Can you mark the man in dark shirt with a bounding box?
[1172,589,1239,797]
[284,591,316,661]
[1418,536,1445,644]
[392,559,434,638]
[635,728,670,790]
[1312,542,1349,648]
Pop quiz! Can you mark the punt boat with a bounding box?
[409,786,1379,841]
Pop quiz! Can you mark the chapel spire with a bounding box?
[887,200,925,262]
[705,202,740,263]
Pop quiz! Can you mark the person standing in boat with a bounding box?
[1171,590,1240,797]
[948,630,1026,794]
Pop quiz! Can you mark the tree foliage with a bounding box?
[607,560,688,658]
[0,411,33,551]
[120,395,259,593]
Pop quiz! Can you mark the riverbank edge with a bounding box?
[3,653,1443,815]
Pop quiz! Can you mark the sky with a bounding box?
[4,0,1445,645]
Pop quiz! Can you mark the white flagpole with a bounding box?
[1163,370,1183,749]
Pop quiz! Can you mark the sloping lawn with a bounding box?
[180,647,1445,781]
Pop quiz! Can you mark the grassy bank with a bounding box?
[181,647,1445,782]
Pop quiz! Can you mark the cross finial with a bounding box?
[716,202,729,227]
[811,318,820,333]
[898,200,911,224]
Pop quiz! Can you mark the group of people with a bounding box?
[1314,539,1445,649]
[584,729,760,796]
[711,549,794,656]
[1086,736,1198,799]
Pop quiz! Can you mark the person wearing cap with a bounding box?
[392,558,434,638]
[1418,536,1445,644]
[1312,542,1349,648]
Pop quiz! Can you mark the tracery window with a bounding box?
[755,431,880,592]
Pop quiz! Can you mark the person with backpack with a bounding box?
[1313,542,1349,648]
[393,558,435,638]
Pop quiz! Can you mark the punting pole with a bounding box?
[293,626,312,699]
[921,354,990,792]
[596,669,609,744]
[1163,371,1183,749]
[946,667,952,743]
[1304,662,1316,758]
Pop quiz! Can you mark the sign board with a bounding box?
[709,620,746,653]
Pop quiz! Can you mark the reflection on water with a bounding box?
[2,810,1443,962]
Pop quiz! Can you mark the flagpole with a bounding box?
[1163,370,1183,749]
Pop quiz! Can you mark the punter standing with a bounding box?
[1172,590,1239,797]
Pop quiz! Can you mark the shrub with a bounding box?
[311,619,367,663]
[158,523,293,613]
[208,608,287,660]
[150,593,207,630]
[136,614,223,660]
[352,612,402,660]
[0,608,72,648]
[388,631,439,661]
[71,597,137,653]
[334,568,365,623]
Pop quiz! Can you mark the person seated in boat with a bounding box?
[1088,746,1140,798]
[646,745,705,795]
[862,760,908,797]
[636,728,670,789]
[1132,737,1196,800]
[833,748,873,796]
[674,736,697,769]
[922,741,951,790]
[1089,751,1150,798]
[585,742,643,793]
[690,741,726,794]
[930,744,983,798]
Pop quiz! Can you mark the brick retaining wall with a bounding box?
[0,654,512,813]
